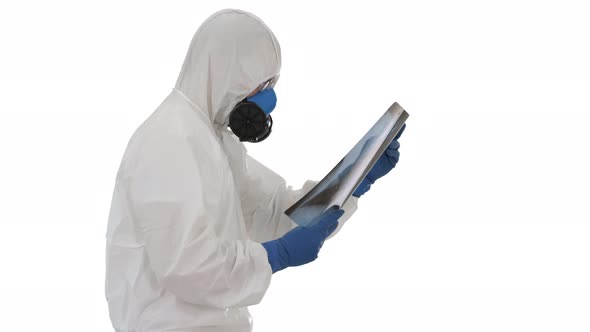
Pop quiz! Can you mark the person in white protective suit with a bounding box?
[106,9,403,332]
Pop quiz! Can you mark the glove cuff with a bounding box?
[261,240,289,273]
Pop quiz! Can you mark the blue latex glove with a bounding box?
[353,124,406,197]
[261,209,344,273]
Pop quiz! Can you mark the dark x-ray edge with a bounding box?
[285,102,409,227]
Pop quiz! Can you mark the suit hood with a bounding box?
[175,9,281,126]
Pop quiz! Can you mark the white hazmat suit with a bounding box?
[105,9,358,332]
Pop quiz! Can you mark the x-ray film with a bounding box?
[285,102,409,227]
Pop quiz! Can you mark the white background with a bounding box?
[1,1,589,331]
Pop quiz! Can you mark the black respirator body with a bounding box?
[228,88,276,143]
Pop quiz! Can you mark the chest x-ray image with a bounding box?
[286,102,409,227]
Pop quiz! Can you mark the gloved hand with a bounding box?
[261,209,344,273]
[353,124,405,197]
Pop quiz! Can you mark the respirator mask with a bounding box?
[228,79,277,143]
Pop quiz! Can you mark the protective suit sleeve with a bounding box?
[240,155,358,243]
[125,134,271,309]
